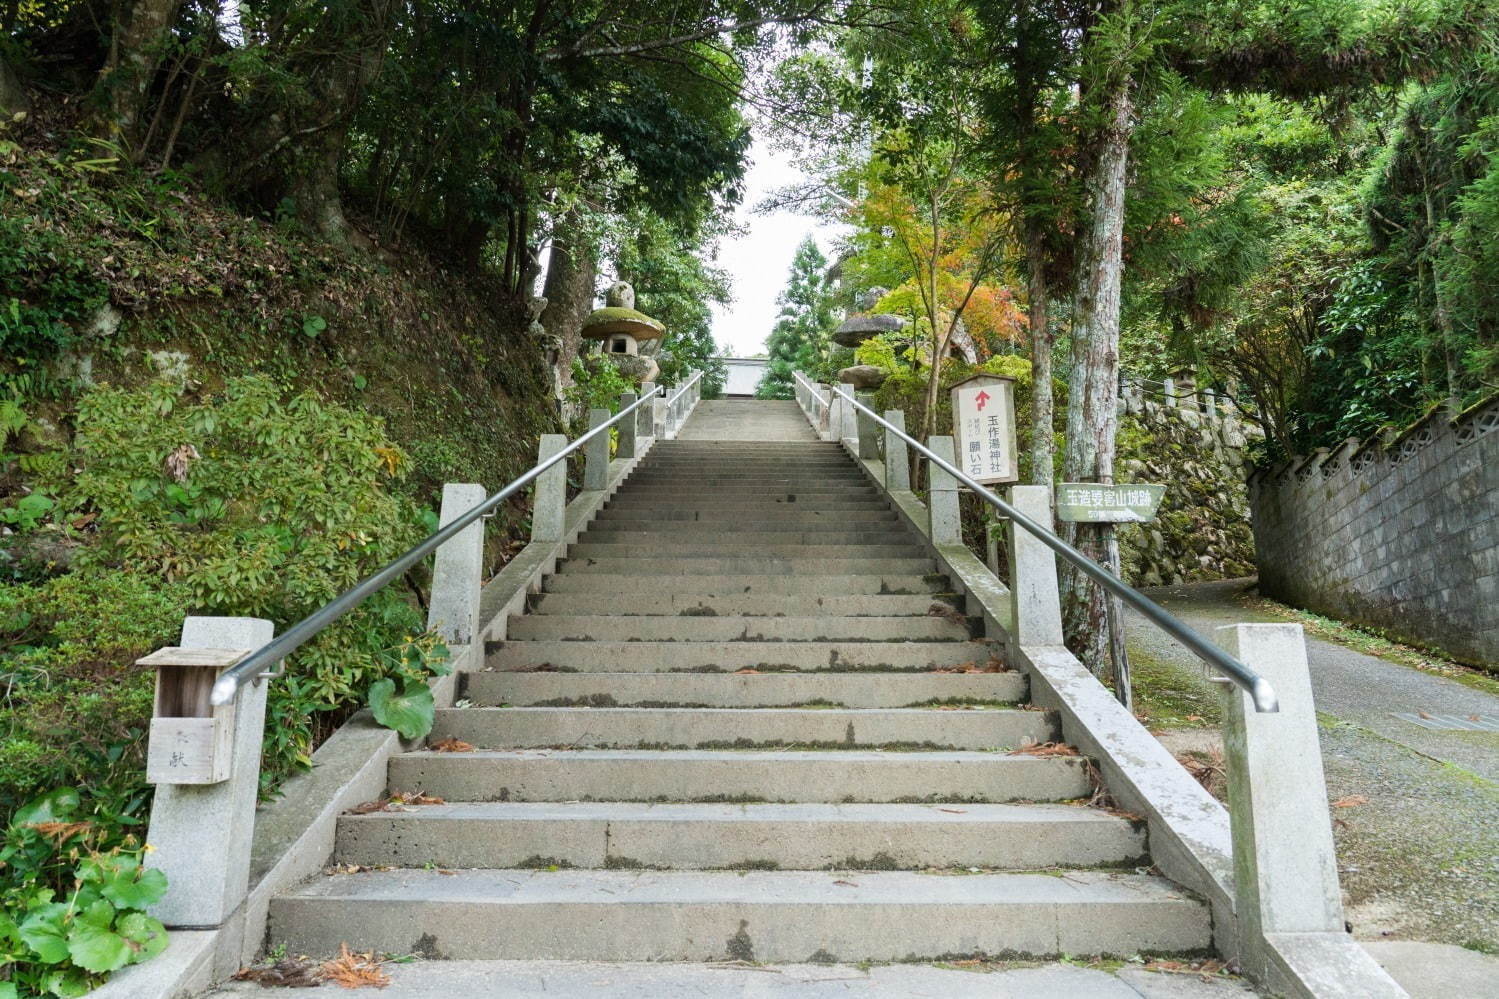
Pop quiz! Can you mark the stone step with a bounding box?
[566,543,924,560]
[268,869,1208,961]
[485,639,994,672]
[463,669,1024,709]
[626,470,869,481]
[386,749,1090,803]
[593,509,898,523]
[429,706,1051,751]
[507,615,966,642]
[579,530,908,545]
[619,483,877,494]
[335,802,1144,871]
[539,574,950,595]
[608,493,883,505]
[557,557,935,575]
[527,592,956,618]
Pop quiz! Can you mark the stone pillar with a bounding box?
[617,392,639,459]
[927,436,961,544]
[1161,377,1176,408]
[638,381,656,441]
[1007,485,1065,646]
[817,385,833,440]
[856,392,879,459]
[884,410,910,492]
[584,408,610,490]
[653,397,667,439]
[532,433,567,542]
[838,385,859,443]
[1215,623,1345,977]
[427,483,486,645]
[146,616,273,929]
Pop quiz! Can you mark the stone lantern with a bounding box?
[581,281,665,383]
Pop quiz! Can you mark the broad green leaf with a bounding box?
[0,981,17,999]
[14,788,80,827]
[68,919,132,973]
[368,678,435,739]
[117,912,169,963]
[99,864,168,910]
[19,903,70,964]
[42,967,93,998]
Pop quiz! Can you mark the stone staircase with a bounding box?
[266,407,1211,965]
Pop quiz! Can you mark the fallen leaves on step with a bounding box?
[937,808,967,814]
[933,658,1008,674]
[1143,957,1232,980]
[430,737,475,753]
[1332,794,1369,808]
[1174,749,1227,801]
[1011,739,1079,757]
[346,790,446,815]
[321,943,391,989]
[926,603,966,624]
[324,863,394,876]
[733,668,762,674]
[832,879,859,887]
[233,956,321,987]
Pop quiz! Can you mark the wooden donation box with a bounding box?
[137,647,248,785]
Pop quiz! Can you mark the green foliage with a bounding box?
[0,789,167,995]
[757,237,839,399]
[565,356,635,416]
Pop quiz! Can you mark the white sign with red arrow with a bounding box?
[949,374,1018,485]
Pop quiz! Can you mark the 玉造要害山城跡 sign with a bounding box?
[1056,483,1166,523]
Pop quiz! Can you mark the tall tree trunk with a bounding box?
[0,51,27,117]
[94,0,184,156]
[1025,222,1054,484]
[539,208,597,394]
[1061,72,1134,678]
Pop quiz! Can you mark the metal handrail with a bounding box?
[666,368,703,407]
[794,372,1278,713]
[209,385,665,706]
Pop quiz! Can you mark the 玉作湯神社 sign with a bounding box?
[1056,483,1166,523]
[949,374,1018,484]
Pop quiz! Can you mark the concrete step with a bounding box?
[557,557,935,575]
[593,509,898,523]
[335,802,1145,871]
[607,496,885,507]
[430,706,1052,751]
[506,615,967,642]
[463,669,1025,709]
[582,527,902,542]
[268,869,1209,961]
[566,543,925,560]
[626,470,869,481]
[387,749,1088,803]
[618,484,877,495]
[527,592,957,617]
[539,574,950,595]
[485,639,994,672]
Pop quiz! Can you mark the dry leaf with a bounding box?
[321,943,390,989]
[430,737,475,753]
[733,668,762,675]
[1418,710,1434,719]
[832,879,859,887]
[1331,795,1369,808]
[234,956,321,987]
[1011,739,1080,757]
[937,808,967,814]
[163,443,200,483]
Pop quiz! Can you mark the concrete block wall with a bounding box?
[1248,395,1499,666]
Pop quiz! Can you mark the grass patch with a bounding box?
[1126,646,1222,729]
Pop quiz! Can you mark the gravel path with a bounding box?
[1122,578,1499,953]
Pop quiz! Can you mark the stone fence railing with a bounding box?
[1249,393,1499,666]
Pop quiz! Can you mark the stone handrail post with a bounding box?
[638,381,657,442]
[883,410,910,491]
[531,434,567,542]
[855,392,879,459]
[1215,623,1348,980]
[617,392,639,459]
[927,436,961,545]
[817,384,833,439]
[427,483,486,645]
[584,408,611,490]
[1006,485,1065,646]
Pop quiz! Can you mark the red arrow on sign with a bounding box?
[975,390,991,411]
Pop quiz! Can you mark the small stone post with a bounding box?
[427,482,486,645]
[1161,377,1176,408]
[837,385,859,443]
[617,392,638,459]
[817,385,833,439]
[532,433,567,542]
[884,410,910,492]
[146,616,273,929]
[856,392,879,459]
[584,408,610,490]
[1007,485,1065,646]
[927,436,961,544]
[1215,623,1345,978]
[638,381,656,441]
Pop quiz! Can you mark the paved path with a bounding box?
[675,398,820,441]
[1124,578,1499,965]
[209,958,1256,997]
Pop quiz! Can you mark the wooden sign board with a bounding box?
[1056,483,1166,523]
[950,375,1018,484]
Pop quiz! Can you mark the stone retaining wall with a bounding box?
[1248,395,1499,666]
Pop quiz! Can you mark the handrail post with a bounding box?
[638,382,657,443]
[817,385,833,439]
[855,391,879,459]
[1007,485,1065,646]
[834,384,857,443]
[532,434,567,541]
[145,616,273,933]
[584,408,610,490]
[927,435,961,544]
[617,392,639,459]
[883,409,910,491]
[1215,623,1345,979]
[427,483,486,644]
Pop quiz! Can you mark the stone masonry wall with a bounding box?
[1248,394,1499,666]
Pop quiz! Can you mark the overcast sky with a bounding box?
[709,136,848,358]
